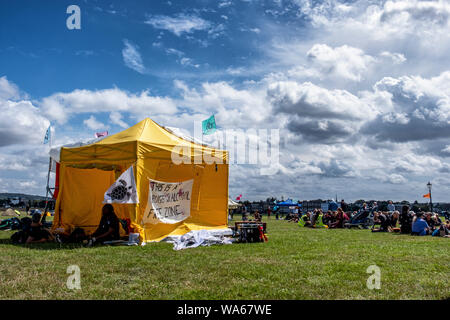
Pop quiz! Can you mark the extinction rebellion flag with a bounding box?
[202,115,216,135]
[103,166,139,204]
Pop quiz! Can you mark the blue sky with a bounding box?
[0,0,286,98]
[1,0,450,202]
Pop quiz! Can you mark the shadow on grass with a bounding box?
[0,237,86,251]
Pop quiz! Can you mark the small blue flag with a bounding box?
[202,115,216,135]
[43,125,51,144]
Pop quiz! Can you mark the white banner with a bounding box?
[143,179,193,224]
[103,166,139,204]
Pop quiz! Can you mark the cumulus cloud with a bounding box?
[268,81,375,120]
[40,88,177,124]
[3,1,450,201]
[0,78,49,147]
[362,71,450,142]
[286,117,354,144]
[0,76,21,100]
[306,44,375,82]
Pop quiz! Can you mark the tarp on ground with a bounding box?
[51,118,229,243]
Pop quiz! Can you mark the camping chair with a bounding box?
[344,210,373,229]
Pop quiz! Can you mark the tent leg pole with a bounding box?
[41,157,52,224]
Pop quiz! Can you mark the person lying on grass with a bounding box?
[26,213,54,244]
[87,204,120,246]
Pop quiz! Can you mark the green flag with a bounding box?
[202,115,216,135]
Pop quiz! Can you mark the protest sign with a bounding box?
[143,179,193,224]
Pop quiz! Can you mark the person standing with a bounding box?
[387,201,395,212]
[340,199,348,212]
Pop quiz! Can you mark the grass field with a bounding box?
[0,215,449,300]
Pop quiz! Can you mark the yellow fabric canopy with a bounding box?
[52,118,229,242]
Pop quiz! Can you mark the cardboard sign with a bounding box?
[143,179,193,224]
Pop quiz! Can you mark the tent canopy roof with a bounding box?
[52,118,227,164]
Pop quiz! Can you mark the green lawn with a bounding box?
[0,217,448,300]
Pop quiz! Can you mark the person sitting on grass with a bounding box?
[389,211,400,232]
[329,208,348,228]
[399,205,413,234]
[87,204,120,246]
[310,209,321,227]
[437,221,450,238]
[372,211,391,232]
[429,214,442,231]
[326,210,336,226]
[286,211,299,223]
[424,213,435,231]
[411,212,429,236]
[299,212,312,227]
[26,213,54,244]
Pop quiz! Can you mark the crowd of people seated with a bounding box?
[289,203,450,237]
[11,204,124,245]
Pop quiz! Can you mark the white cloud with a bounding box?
[0,78,49,147]
[267,80,377,120]
[41,88,178,124]
[306,44,376,82]
[83,115,108,131]
[218,1,232,8]
[0,76,21,100]
[180,57,200,68]
[379,51,407,64]
[145,14,212,36]
[122,39,146,74]
[240,27,261,34]
[165,48,184,57]
[109,111,128,128]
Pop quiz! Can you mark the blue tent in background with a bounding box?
[328,201,338,211]
[276,199,301,207]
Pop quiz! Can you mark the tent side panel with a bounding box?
[138,158,229,242]
[54,167,119,234]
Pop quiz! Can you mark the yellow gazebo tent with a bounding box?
[51,118,229,242]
